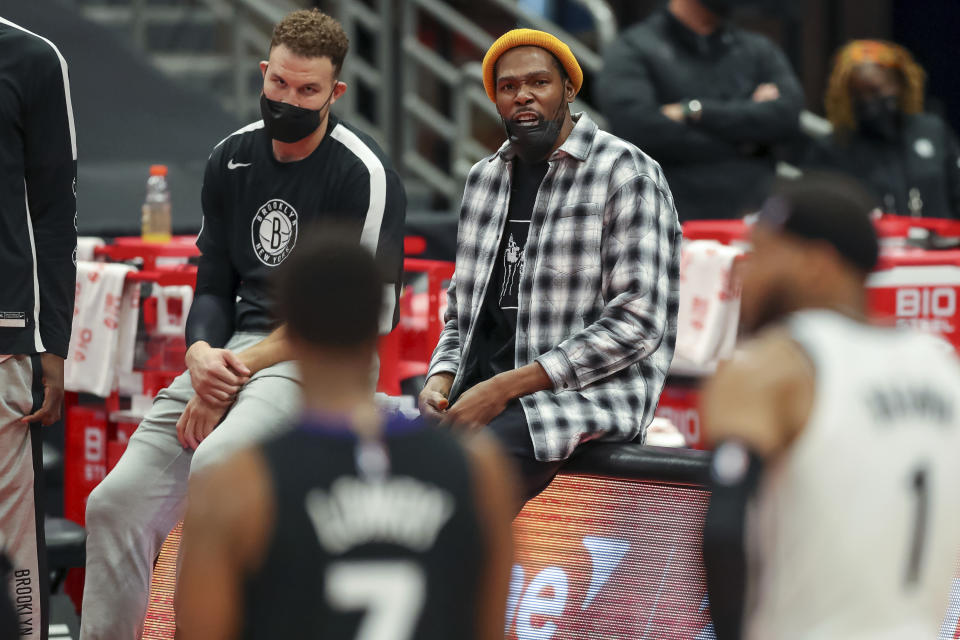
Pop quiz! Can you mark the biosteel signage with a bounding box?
[868,265,960,352]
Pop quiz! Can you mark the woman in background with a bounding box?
[805,40,960,219]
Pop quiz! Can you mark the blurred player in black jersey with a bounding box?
[176,234,515,640]
[81,9,405,638]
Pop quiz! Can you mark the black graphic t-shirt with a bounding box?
[472,158,548,382]
[193,115,406,343]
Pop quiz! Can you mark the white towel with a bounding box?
[64,262,139,397]
[675,240,743,368]
[115,281,142,378]
[76,236,105,262]
[374,393,419,418]
[154,286,194,337]
[4,235,102,368]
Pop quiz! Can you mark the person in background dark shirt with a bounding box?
[597,0,803,221]
[803,40,960,219]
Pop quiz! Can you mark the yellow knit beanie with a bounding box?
[481,29,583,103]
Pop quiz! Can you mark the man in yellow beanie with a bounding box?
[420,29,682,509]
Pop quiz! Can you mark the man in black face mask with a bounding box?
[598,0,804,221]
[803,40,960,219]
[420,29,682,511]
[79,9,406,638]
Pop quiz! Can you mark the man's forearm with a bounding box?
[609,110,739,163]
[491,363,552,401]
[24,52,77,358]
[693,98,801,145]
[426,330,462,381]
[703,443,764,640]
[427,280,462,378]
[236,326,292,375]
[425,371,454,392]
[185,293,235,349]
[27,163,77,359]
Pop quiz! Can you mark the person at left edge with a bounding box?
[0,17,77,640]
[78,9,406,640]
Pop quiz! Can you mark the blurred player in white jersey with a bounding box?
[701,172,960,640]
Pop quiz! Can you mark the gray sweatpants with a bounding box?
[78,333,301,640]
[0,355,47,640]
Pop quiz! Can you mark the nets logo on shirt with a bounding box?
[251,199,299,266]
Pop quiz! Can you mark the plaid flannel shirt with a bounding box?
[427,113,681,461]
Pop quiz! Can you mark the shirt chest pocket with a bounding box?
[538,202,602,277]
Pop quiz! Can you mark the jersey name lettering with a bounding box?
[305,476,454,554]
[866,386,955,425]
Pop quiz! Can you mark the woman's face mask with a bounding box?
[854,94,902,140]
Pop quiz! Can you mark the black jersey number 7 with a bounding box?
[326,560,426,639]
[905,465,929,587]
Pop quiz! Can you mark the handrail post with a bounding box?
[131,0,147,51]
[334,0,357,127]
[232,2,246,119]
[570,0,618,49]
[399,0,418,180]
[380,0,398,159]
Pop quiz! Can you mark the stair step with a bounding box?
[171,65,261,92]
[76,0,195,7]
[151,52,234,76]
[153,55,263,120]
[145,22,231,52]
[80,4,218,25]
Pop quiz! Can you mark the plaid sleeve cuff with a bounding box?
[426,360,459,381]
[535,348,578,393]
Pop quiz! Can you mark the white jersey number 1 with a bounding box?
[905,465,930,587]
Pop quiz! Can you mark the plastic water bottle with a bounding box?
[141,164,172,243]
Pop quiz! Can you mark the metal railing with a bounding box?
[571,0,618,47]
[95,0,300,119]
[334,0,396,153]
[102,0,618,207]
[388,0,615,209]
[210,0,302,120]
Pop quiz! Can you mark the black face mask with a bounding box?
[501,100,567,164]
[855,95,902,140]
[259,87,335,143]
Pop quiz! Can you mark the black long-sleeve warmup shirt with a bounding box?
[597,9,803,221]
[0,18,78,358]
[186,115,406,348]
